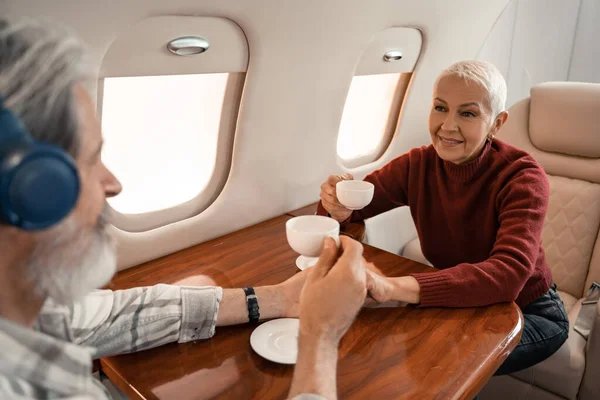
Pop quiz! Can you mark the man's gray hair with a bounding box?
[0,17,89,158]
[440,59,507,118]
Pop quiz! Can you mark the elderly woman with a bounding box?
[318,60,569,375]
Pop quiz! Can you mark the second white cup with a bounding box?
[336,180,375,210]
[286,215,340,258]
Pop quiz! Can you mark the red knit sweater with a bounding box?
[319,139,553,308]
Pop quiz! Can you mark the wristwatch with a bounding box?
[243,287,260,323]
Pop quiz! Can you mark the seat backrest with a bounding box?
[500,82,600,298]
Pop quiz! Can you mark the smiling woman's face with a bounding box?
[428,74,502,164]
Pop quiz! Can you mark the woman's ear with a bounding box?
[491,110,509,136]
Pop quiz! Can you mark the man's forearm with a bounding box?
[288,333,339,400]
[216,286,286,326]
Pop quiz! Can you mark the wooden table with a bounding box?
[101,213,523,400]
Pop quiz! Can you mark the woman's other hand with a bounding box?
[320,173,354,222]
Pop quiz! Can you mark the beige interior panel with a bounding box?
[5,0,512,269]
[584,235,600,295]
[542,175,600,298]
[480,375,566,400]
[364,206,417,256]
[100,16,248,77]
[500,98,600,185]
[354,27,422,76]
[529,82,600,158]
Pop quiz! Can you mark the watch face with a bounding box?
[249,301,260,318]
[244,289,260,322]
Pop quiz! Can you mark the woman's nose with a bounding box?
[441,113,458,132]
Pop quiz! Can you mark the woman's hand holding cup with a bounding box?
[320,173,354,222]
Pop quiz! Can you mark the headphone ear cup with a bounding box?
[1,143,80,230]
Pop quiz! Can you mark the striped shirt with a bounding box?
[0,284,222,399]
[0,284,324,399]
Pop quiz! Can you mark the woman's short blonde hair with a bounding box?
[439,59,507,118]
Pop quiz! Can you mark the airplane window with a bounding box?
[337,73,409,165]
[101,73,229,214]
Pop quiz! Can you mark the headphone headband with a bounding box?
[0,96,33,146]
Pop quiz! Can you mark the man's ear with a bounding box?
[491,110,509,136]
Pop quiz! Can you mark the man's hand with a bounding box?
[278,268,310,318]
[299,235,366,343]
[288,236,367,400]
[320,174,354,222]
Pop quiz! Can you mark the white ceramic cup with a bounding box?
[336,180,375,210]
[285,215,340,257]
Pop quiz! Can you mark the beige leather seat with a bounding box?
[402,82,600,400]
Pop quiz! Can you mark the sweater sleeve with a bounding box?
[411,163,549,307]
[316,152,412,221]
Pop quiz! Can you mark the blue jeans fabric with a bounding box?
[494,282,569,376]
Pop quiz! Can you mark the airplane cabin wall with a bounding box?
[478,0,600,108]
[4,0,514,269]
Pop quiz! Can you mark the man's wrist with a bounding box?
[299,324,342,348]
[289,327,340,400]
[299,330,340,357]
[254,285,286,320]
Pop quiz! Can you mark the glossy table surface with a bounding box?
[101,209,522,400]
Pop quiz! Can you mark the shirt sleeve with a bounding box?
[39,284,223,358]
[411,163,549,307]
[289,394,329,400]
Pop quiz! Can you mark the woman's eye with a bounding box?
[461,111,476,117]
[434,105,446,112]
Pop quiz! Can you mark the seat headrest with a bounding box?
[529,82,600,158]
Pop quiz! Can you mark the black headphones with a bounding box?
[0,96,80,230]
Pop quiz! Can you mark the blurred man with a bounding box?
[0,18,367,400]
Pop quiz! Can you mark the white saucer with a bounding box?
[250,318,299,364]
[295,255,319,270]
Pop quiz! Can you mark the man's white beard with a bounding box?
[27,207,117,305]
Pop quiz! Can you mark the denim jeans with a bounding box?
[494,282,569,376]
